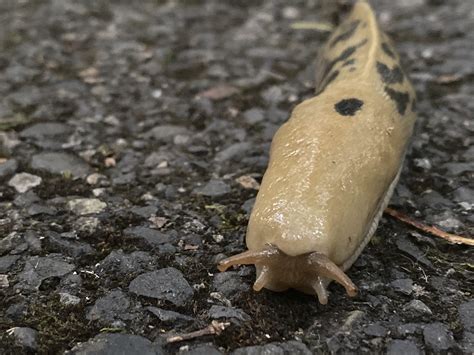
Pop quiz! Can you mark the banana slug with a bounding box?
[218,0,417,304]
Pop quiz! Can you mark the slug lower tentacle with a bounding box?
[218,0,417,304]
[218,245,357,304]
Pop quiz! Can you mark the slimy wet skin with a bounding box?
[218,0,417,304]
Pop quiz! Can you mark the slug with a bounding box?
[218,0,417,304]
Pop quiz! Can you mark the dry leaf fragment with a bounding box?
[104,157,116,168]
[236,175,260,190]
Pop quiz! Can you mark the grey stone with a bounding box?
[147,125,189,141]
[27,204,57,216]
[212,271,249,298]
[144,152,170,168]
[403,299,433,315]
[158,243,177,255]
[7,327,38,350]
[419,189,452,208]
[431,211,463,230]
[390,278,414,295]
[13,190,40,207]
[364,323,388,337]
[48,233,94,258]
[31,152,91,178]
[123,226,177,247]
[61,273,83,290]
[112,172,136,185]
[193,179,230,197]
[129,268,194,306]
[131,205,158,218]
[68,198,107,215]
[396,323,422,336]
[0,274,9,287]
[261,86,284,105]
[414,157,431,170]
[214,142,251,162]
[15,254,75,290]
[87,290,132,324]
[4,64,39,85]
[8,86,41,108]
[423,322,454,351]
[0,255,20,273]
[459,299,474,331]
[146,306,194,325]
[67,333,160,355]
[0,159,18,179]
[243,108,264,125]
[0,232,27,255]
[462,331,474,353]
[23,230,42,254]
[442,162,474,175]
[452,186,474,204]
[387,339,421,355]
[395,237,433,268]
[20,122,72,139]
[209,305,251,324]
[59,292,81,306]
[232,340,311,355]
[6,301,28,321]
[98,250,153,276]
[241,198,255,216]
[0,132,20,157]
[180,344,223,355]
[8,173,42,193]
[73,217,100,235]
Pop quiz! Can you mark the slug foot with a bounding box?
[217,245,357,304]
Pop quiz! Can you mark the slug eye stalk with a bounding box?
[217,245,357,304]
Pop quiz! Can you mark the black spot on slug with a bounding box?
[381,42,396,59]
[377,62,404,84]
[338,43,360,62]
[334,98,364,116]
[322,39,368,78]
[385,87,409,115]
[329,20,360,48]
[342,58,356,67]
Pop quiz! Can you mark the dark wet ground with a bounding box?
[0,0,473,354]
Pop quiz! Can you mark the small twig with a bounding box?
[165,321,230,344]
[384,207,474,246]
[290,21,334,32]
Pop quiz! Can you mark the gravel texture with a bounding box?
[0,0,473,353]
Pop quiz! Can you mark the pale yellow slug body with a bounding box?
[219,1,417,304]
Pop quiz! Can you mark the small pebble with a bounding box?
[403,299,433,315]
[67,198,107,215]
[8,173,42,193]
[423,322,454,351]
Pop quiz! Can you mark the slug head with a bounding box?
[217,245,357,304]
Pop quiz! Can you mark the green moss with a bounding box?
[0,113,32,130]
[27,295,98,353]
